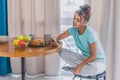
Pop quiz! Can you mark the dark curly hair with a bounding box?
[76,4,91,22]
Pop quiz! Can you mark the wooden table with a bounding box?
[0,41,61,80]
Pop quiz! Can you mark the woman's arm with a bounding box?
[50,30,70,48]
[73,42,97,75]
[57,30,70,40]
[79,42,97,66]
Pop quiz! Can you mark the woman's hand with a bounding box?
[73,64,82,75]
[50,39,59,48]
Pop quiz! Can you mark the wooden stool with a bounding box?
[73,71,106,80]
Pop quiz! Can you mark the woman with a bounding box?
[51,4,106,76]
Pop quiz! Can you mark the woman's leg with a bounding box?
[80,60,106,76]
[59,48,85,67]
[59,48,106,76]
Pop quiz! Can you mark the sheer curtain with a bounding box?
[114,0,120,80]
[7,0,60,76]
[7,0,45,37]
[86,0,120,80]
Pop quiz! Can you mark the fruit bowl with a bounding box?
[0,36,9,43]
[13,34,34,48]
[13,40,28,48]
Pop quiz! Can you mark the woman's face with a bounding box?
[73,12,86,28]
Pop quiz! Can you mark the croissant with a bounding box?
[30,39,44,45]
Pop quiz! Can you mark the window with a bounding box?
[60,0,85,32]
[60,0,85,51]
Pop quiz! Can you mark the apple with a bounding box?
[13,39,20,47]
[23,34,31,42]
[16,35,23,40]
[19,40,26,47]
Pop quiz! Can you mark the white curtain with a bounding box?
[101,0,115,80]
[114,0,120,80]
[7,0,60,76]
[86,0,116,80]
[7,0,45,37]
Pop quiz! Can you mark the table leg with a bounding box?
[21,57,25,80]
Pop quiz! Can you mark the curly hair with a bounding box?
[76,4,91,22]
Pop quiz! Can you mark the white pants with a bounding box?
[59,48,106,76]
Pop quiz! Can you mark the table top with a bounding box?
[0,42,61,58]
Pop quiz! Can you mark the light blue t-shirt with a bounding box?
[68,26,106,61]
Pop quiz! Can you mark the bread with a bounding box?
[30,39,44,46]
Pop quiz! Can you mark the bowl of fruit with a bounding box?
[13,34,34,48]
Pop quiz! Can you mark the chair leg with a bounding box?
[80,77,82,80]
[72,76,76,80]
